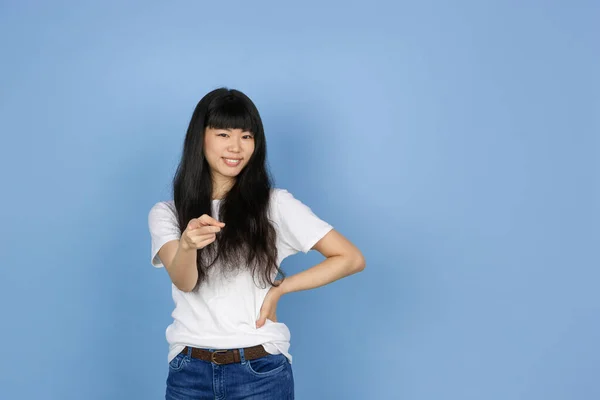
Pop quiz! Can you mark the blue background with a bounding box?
[1,1,597,399]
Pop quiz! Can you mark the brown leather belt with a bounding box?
[180,345,270,365]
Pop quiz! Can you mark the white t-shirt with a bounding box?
[148,188,333,364]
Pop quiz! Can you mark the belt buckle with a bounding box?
[211,349,229,365]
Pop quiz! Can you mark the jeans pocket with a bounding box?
[168,352,188,372]
[245,354,288,376]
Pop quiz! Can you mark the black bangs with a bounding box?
[205,94,259,134]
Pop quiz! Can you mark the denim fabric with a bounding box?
[165,347,294,399]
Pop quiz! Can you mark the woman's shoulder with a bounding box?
[270,187,288,198]
[269,188,310,214]
[150,199,175,210]
[148,200,177,220]
[270,187,296,205]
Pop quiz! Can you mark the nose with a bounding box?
[228,136,242,152]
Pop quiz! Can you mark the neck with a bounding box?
[211,176,235,200]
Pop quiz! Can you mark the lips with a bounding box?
[222,158,242,167]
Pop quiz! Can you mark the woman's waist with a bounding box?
[166,318,291,347]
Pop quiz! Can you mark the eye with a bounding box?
[217,133,229,137]
[243,135,254,140]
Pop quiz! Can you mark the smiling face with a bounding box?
[203,127,255,197]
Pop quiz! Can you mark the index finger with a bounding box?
[198,214,225,227]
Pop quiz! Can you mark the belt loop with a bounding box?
[186,346,192,356]
[239,347,246,363]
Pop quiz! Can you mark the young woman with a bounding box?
[148,88,365,399]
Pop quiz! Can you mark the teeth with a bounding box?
[224,158,241,164]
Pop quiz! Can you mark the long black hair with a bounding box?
[172,88,283,290]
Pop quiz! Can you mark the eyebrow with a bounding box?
[217,128,253,134]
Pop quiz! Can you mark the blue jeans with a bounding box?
[165,347,294,399]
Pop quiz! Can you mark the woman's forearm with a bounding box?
[167,242,199,292]
[277,254,365,295]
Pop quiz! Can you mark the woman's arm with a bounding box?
[276,229,365,295]
[158,240,199,292]
[157,215,224,292]
[256,229,365,327]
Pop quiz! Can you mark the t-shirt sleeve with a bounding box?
[276,189,334,254]
[148,201,182,268]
